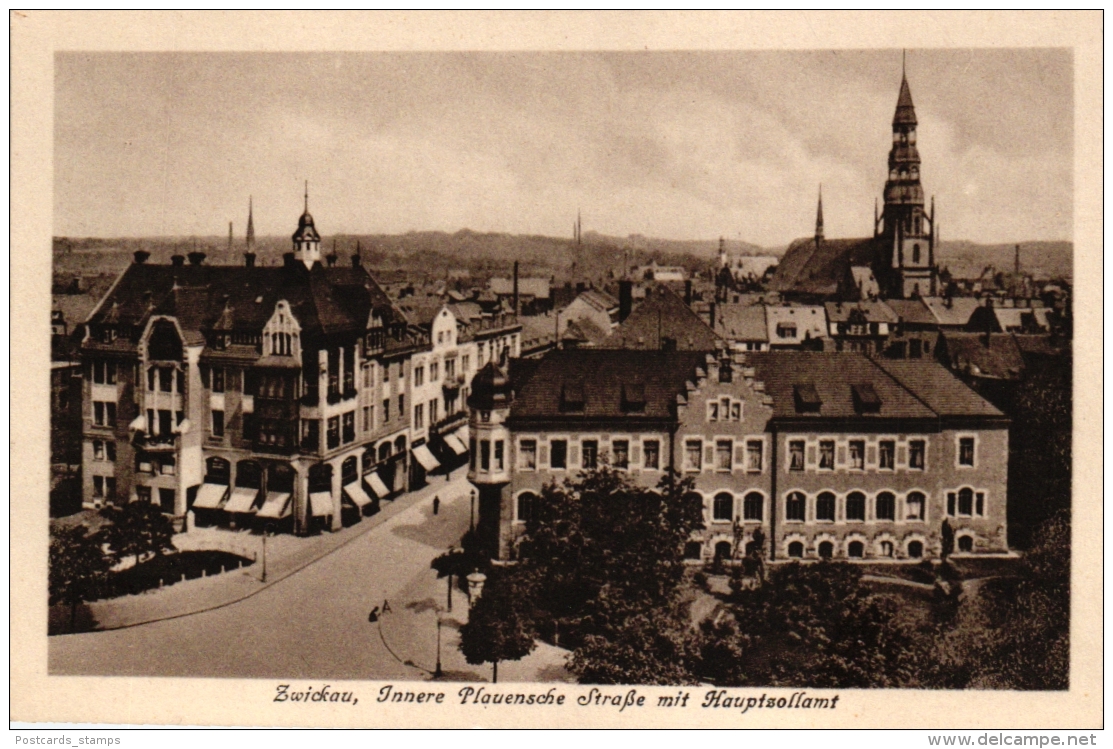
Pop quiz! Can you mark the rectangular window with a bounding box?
[430,362,439,381]
[363,406,371,432]
[789,440,805,471]
[383,363,390,382]
[550,440,567,469]
[643,440,660,470]
[399,394,405,418]
[301,419,319,451]
[93,360,105,384]
[136,453,152,473]
[211,367,225,393]
[105,477,117,502]
[746,440,763,472]
[520,439,537,470]
[211,409,224,437]
[429,398,439,424]
[716,440,732,471]
[909,440,926,470]
[342,411,355,443]
[94,402,104,426]
[445,359,455,380]
[160,456,176,476]
[327,416,340,449]
[93,476,104,497]
[343,346,355,394]
[612,440,629,469]
[414,403,424,430]
[818,440,835,470]
[158,367,173,392]
[879,440,895,470]
[708,401,719,422]
[469,439,477,471]
[731,402,741,421]
[480,440,491,470]
[959,437,975,466]
[494,440,504,470]
[849,440,865,470]
[106,441,116,462]
[581,440,598,470]
[684,440,702,472]
[414,366,424,387]
[147,366,156,391]
[158,409,172,436]
[93,440,105,460]
[383,398,390,422]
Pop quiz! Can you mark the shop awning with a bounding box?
[343,481,373,510]
[413,444,441,471]
[444,433,468,455]
[309,491,334,517]
[128,414,148,432]
[256,491,292,519]
[225,487,260,514]
[192,482,229,510]
[364,472,390,498]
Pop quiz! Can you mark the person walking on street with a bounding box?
[433,495,440,516]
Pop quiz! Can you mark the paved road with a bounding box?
[49,481,473,679]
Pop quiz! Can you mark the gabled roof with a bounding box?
[938,332,1025,381]
[509,349,704,423]
[714,304,768,342]
[769,236,885,297]
[575,289,619,313]
[922,296,981,327]
[884,298,937,326]
[765,305,828,342]
[601,284,722,351]
[489,277,551,299]
[824,300,898,324]
[747,352,936,420]
[873,360,1004,418]
[563,317,610,346]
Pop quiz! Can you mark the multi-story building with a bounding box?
[823,300,897,355]
[471,348,1010,563]
[78,198,428,534]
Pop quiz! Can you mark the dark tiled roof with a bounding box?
[563,317,610,345]
[873,359,1004,417]
[769,236,885,296]
[601,284,722,351]
[746,351,936,420]
[937,332,1025,381]
[824,300,898,323]
[83,261,399,347]
[509,349,705,423]
[922,296,981,327]
[884,298,937,326]
[893,74,917,126]
[714,304,768,342]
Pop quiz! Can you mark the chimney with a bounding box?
[1015,244,1021,277]
[618,280,633,323]
[171,254,185,267]
[352,240,362,267]
[684,280,693,306]
[187,251,206,266]
[244,252,256,268]
[133,250,150,265]
[326,253,338,267]
[984,298,994,348]
[576,282,586,295]
[513,261,520,316]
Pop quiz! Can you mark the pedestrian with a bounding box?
[433,495,440,515]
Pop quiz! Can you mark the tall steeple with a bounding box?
[815,185,825,243]
[246,196,255,252]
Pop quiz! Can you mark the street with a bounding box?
[50,480,476,679]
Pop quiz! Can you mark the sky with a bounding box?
[54,49,1072,247]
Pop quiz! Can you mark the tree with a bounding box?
[458,572,536,683]
[569,603,697,685]
[49,525,112,633]
[100,500,175,567]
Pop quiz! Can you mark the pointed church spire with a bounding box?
[894,55,917,126]
[815,185,824,242]
[304,181,309,214]
[246,196,255,250]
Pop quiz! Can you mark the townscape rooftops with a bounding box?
[764,304,828,340]
[714,303,768,342]
[873,359,1004,418]
[823,299,899,324]
[575,288,619,313]
[488,277,551,299]
[769,236,885,297]
[884,298,937,326]
[938,331,1026,381]
[509,348,705,422]
[921,296,981,327]
[601,284,723,351]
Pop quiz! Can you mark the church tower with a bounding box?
[292,182,321,269]
[877,58,936,298]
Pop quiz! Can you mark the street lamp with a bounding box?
[470,488,477,532]
[434,613,444,679]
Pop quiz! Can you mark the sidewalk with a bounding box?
[376,554,575,684]
[63,472,475,632]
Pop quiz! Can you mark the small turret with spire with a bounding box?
[292,181,321,269]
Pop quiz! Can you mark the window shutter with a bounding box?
[570,445,580,468]
[836,446,846,466]
[866,446,877,465]
[539,445,549,467]
[897,446,907,467]
[806,445,817,467]
[704,445,714,465]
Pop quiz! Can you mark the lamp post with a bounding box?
[470,488,477,532]
[434,613,444,679]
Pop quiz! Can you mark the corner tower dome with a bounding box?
[292,181,321,268]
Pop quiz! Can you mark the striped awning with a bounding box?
[309,491,333,517]
[256,491,292,519]
[413,444,440,471]
[225,486,260,514]
[444,434,468,455]
[192,482,229,510]
[343,481,373,509]
[364,472,390,498]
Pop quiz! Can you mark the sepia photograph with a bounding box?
[12,11,1102,731]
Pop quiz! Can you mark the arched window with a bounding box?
[816,492,835,522]
[378,442,392,461]
[743,492,763,521]
[714,541,733,560]
[907,540,924,559]
[516,492,537,523]
[684,541,703,560]
[818,541,834,559]
[958,487,974,516]
[787,541,804,558]
[906,491,926,520]
[713,492,734,522]
[848,541,864,558]
[876,491,896,521]
[786,492,806,522]
[846,491,866,521]
[958,535,974,553]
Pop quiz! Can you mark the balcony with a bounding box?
[431,410,468,436]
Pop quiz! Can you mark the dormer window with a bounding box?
[560,381,585,412]
[851,383,882,413]
[621,382,646,413]
[793,383,822,413]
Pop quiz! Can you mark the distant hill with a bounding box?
[53,233,1071,285]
